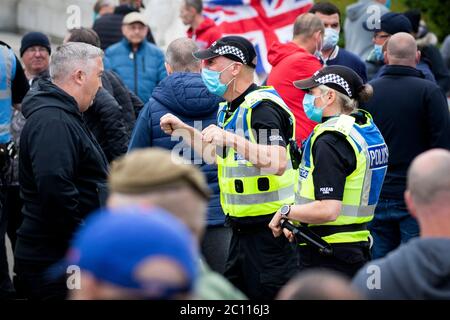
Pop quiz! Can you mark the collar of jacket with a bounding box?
[22,77,83,119]
[380,65,425,78]
[121,38,147,53]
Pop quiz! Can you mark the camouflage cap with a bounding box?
[109,148,210,200]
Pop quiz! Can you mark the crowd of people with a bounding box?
[0,0,449,300]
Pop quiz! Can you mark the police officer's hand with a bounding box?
[202,125,233,147]
[283,228,295,243]
[269,211,283,237]
[160,113,186,136]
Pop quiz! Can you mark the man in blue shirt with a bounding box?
[310,2,368,83]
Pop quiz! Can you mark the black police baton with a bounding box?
[281,219,333,256]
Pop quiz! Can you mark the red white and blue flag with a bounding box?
[204,0,313,75]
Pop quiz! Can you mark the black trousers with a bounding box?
[14,260,67,301]
[201,225,232,275]
[297,242,371,278]
[224,223,297,300]
[0,186,23,299]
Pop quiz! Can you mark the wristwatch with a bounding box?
[279,204,291,219]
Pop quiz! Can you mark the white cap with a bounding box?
[122,12,148,26]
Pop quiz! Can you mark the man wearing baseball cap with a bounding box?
[160,35,298,299]
[104,11,166,103]
[66,207,199,300]
[106,148,246,300]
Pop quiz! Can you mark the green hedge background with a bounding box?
[330,0,450,44]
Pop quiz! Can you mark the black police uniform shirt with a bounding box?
[224,83,293,146]
[223,83,293,225]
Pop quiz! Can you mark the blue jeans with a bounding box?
[368,198,420,259]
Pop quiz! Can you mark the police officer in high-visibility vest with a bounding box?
[269,66,388,277]
[160,36,297,299]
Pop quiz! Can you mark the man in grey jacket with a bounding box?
[344,0,389,60]
[352,149,450,299]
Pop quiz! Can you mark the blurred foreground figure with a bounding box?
[68,207,198,300]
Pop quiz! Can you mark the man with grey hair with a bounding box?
[353,149,450,299]
[128,38,228,276]
[363,32,450,260]
[15,42,109,300]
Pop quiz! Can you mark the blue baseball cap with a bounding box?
[363,12,413,34]
[64,206,199,298]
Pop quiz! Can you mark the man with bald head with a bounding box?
[385,32,420,66]
[353,149,450,299]
[362,32,450,260]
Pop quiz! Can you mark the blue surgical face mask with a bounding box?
[322,28,339,51]
[314,34,323,59]
[385,0,391,9]
[373,44,384,61]
[201,62,236,97]
[303,93,327,123]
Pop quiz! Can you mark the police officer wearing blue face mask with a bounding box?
[309,2,368,83]
[160,36,298,300]
[270,65,388,278]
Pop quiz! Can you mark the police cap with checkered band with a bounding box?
[293,65,365,100]
[193,36,257,68]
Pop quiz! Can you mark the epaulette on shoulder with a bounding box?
[333,114,355,137]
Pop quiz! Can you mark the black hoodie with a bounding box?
[15,78,109,264]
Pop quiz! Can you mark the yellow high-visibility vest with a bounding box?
[217,87,297,218]
[297,111,388,243]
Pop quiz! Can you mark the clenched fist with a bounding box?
[160,113,186,136]
[202,124,234,147]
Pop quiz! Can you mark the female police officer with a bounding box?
[269,65,388,277]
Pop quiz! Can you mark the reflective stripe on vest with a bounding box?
[223,184,295,205]
[297,112,387,244]
[295,195,376,217]
[217,87,297,218]
[224,161,293,178]
[0,46,13,99]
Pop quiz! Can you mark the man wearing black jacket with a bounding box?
[363,33,450,260]
[15,43,109,300]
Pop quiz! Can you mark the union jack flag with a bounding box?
[204,0,313,75]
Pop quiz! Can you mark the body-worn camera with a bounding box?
[289,138,302,170]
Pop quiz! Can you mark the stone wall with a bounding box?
[16,0,97,40]
[0,0,18,31]
[0,0,186,48]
